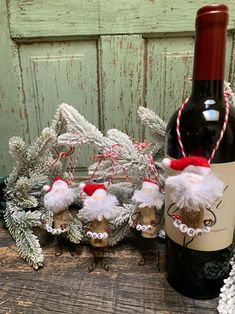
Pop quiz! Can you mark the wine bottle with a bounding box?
[164,4,235,299]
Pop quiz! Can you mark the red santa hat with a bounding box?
[163,156,224,211]
[142,178,160,191]
[79,183,107,197]
[42,177,68,192]
[162,156,210,171]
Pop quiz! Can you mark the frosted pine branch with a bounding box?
[57,132,87,146]
[50,106,68,135]
[15,228,44,269]
[58,104,164,181]
[108,205,132,247]
[110,204,133,227]
[108,222,131,247]
[89,129,157,179]
[107,129,139,157]
[88,152,150,179]
[27,128,57,162]
[28,173,49,191]
[137,106,166,140]
[108,182,135,205]
[11,209,42,229]
[4,204,43,269]
[58,103,113,149]
[66,214,83,244]
[9,137,28,167]
[5,109,74,268]
[107,205,133,246]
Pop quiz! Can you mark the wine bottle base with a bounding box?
[165,237,231,299]
[166,275,220,300]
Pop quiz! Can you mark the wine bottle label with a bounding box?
[165,159,235,251]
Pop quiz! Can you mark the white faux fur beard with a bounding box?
[132,189,164,208]
[83,194,118,221]
[44,185,76,214]
[166,167,225,211]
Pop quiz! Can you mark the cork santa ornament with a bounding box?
[43,177,76,234]
[162,156,225,234]
[79,183,118,247]
[132,178,164,238]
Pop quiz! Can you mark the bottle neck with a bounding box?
[193,21,227,81]
[191,80,224,99]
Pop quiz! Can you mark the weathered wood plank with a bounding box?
[8,0,235,39]
[0,1,28,176]
[0,224,218,313]
[18,40,99,174]
[146,35,234,124]
[99,35,144,139]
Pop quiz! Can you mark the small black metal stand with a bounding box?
[137,237,160,271]
[55,235,77,257]
[88,246,109,272]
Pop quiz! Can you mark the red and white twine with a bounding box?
[176,93,230,164]
[146,152,160,188]
[89,144,128,184]
[176,97,189,158]
[134,139,160,185]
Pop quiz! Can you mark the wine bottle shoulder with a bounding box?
[166,99,235,162]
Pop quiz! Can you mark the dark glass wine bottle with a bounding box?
[165,4,235,299]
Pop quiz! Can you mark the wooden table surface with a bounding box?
[0,221,219,314]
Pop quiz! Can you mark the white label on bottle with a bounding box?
[165,160,235,251]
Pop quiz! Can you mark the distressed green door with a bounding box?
[1,0,235,176]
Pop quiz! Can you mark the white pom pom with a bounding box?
[79,182,85,190]
[162,158,171,168]
[42,185,50,192]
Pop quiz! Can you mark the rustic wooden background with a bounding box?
[1,0,235,176]
[0,221,218,313]
[0,1,234,312]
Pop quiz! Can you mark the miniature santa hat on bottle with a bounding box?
[162,156,210,174]
[162,156,225,211]
[132,178,164,208]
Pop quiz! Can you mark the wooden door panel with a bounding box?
[19,40,99,172]
[146,36,234,122]
[0,1,26,175]
[146,37,194,122]
[0,0,234,176]
[99,35,145,139]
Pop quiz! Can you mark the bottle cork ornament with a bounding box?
[43,178,76,236]
[132,178,164,238]
[53,210,69,230]
[180,207,204,229]
[79,183,118,248]
[89,219,109,247]
[163,156,225,236]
